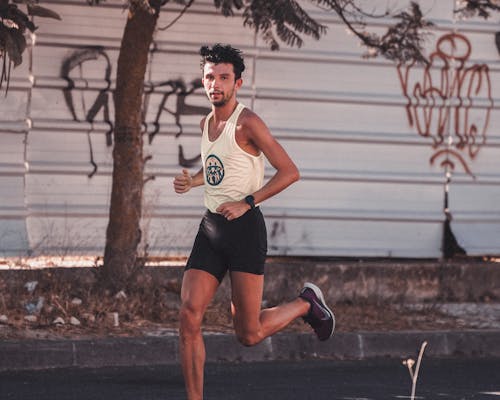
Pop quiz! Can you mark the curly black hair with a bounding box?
[199,44,246,80]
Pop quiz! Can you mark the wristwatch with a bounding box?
[244,195,256,210]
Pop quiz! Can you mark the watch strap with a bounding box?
[244,195,256,209]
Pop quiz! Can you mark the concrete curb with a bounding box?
[1,330,499,371]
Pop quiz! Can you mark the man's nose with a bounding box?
[212,78,223,88]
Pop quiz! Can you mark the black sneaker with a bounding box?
[299,282,335,341]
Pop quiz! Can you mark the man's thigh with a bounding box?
[181,269,220,313]
[230,271,264,330]
[225,209,267,275]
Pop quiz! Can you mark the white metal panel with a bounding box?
[32,45,120,86]
[30,87,101,121]
[256,58,407,99]
[27,129,113,174]
[154,8,256,49]
[254,99,414,135]
[449,145,500,181]
[36,2,126,42]
[142,175,205,214]
[0,90,29,122]
[0,176,25,212]
[264,180,444,219]
[146,52,206,86]
[450,181,500,217]
[25,174,111,214]
[26,215,108,256]
[0,133,26,172]
[450,222,500,256]
[436,9,500,256]
[278,138,447,181]
[0,219,29,256]
[265,217,443,258]
[449,148,500,255]
[138,216,201,256]
[0,131,28,255]
[1,0,499,257]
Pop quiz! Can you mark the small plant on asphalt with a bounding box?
[403,341,428,400]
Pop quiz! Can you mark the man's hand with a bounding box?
[173,169,193,194]
[216,200,250,221]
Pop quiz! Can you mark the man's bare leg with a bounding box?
[179,269,219,400]
[230,271,310,346]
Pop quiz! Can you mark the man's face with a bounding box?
[202,62,242,107]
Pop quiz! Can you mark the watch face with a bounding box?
[245,195,255,208]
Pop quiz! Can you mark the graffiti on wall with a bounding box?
[61,47,113,177]
[398,33,494,177]
[144,78,209,167]
[61,47,208,176]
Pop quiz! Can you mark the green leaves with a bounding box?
[1,0,61,92]
[27,4,61,20]
[455,0,500,19]
[213,0,243,16]
[3,24,26,66]
[373,1,435,64]
[214,0,326,51]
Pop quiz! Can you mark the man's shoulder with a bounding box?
[236,106,272,143]
[199,113,211,132]
[238,107,264,127]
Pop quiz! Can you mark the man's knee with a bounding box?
[179,302,203,336]
[235,328,263,347]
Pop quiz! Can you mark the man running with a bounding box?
[174,43,335,400]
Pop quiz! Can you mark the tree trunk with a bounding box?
[102,3,159,291]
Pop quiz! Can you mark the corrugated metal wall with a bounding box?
[0,0,499,258]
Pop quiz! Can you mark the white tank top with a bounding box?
[201,103,265,213]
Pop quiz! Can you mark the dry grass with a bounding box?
[0,265,464,340]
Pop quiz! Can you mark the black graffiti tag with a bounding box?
[61,46,113,177]
[145,78,209,167]
[61,47,210,176]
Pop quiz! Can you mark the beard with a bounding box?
[211,97,227,107]
[209,87,235,107]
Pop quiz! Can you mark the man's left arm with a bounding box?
[216,114,299,220]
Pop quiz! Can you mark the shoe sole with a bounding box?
[303,282,335,339]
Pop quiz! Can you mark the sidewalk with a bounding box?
[2,325,500,371]
[1,259,499,371]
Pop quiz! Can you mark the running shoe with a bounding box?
[299,282,335,341]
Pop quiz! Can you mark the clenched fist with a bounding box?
[173,169,193,194]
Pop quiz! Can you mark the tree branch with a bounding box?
[158,0,194,30]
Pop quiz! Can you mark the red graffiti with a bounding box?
[398,33,494,177]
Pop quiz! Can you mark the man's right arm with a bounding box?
[173,167,204,194]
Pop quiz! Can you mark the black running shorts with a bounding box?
[185,207,268,283]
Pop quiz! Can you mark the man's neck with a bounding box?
[212,99,238,123]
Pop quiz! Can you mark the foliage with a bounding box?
[210,1,435,63]
[87,0,189,14]
[1,0,499,93]
[85,0,434,61]
[215,0,327,50]
[329,1,434,64]
[0,0,60,92]
[455,0,500,18]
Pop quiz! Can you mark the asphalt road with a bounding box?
[1,358,499,400]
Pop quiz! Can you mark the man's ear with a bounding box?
[235,78,243,89]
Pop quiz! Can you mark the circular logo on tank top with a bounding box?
[205,154,224,186]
